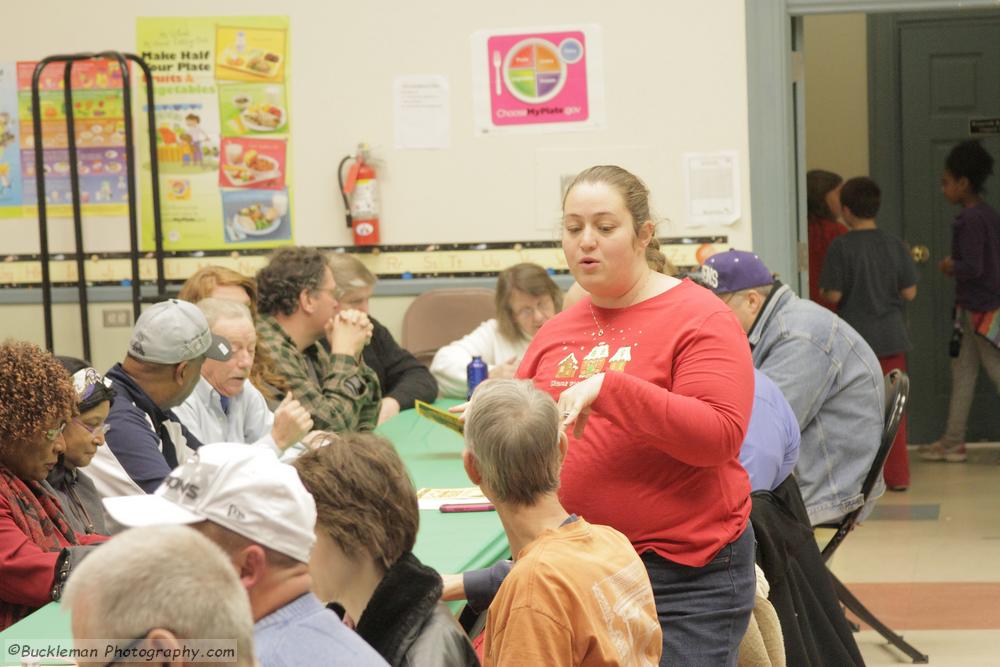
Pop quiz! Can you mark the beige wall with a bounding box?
[1,1,755,364]
[0,0,754,253]
[803,13,870,179]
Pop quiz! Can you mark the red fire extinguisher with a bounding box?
[338,143,381,246]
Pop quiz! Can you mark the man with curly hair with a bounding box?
[0,340,107,631]
[255,247,381,432]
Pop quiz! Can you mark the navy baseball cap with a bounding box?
[699,249,774,294]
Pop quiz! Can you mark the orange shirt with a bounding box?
[484,518,662,667]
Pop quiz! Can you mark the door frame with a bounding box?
[744,0,999,295]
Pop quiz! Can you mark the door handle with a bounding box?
[911,244,930,263]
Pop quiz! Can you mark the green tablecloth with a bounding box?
[0,401,508,662]
[380,400,509,577]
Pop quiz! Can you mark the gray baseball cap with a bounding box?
[128,299,232,364]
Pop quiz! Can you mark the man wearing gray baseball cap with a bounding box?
[88,299,233,497]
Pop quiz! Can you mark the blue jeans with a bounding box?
[641,523,756,666]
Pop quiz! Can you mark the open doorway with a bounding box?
[801,9,1000,444]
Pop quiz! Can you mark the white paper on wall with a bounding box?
[393,75,451,150]
[682,151,741,227]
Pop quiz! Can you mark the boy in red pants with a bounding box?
[820,176,918,490]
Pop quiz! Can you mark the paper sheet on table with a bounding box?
[416,487,489,510]
[683,151,741,226]
[393,75,451,149]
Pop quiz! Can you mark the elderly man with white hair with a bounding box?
[173,298,315,458]
[63,524,257,667]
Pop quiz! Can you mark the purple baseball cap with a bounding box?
[700,249,774,294]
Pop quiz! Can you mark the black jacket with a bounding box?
[751,478,864,667]
[355,552,479,667]
[45,464,107,536]
[322,317,438,411]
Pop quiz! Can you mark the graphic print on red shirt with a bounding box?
[518,280,754,567]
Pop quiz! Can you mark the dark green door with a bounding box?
[891,15,1000,442]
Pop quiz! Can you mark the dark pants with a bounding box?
[641,523,756,667]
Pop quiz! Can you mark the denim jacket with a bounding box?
[748,283,885,525]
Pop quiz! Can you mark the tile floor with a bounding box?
[829,444,1000,666]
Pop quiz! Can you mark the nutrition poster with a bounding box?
[0,59,129,220]
[471,24,605,135]
[0,63,22,218]
[136,16,293,251]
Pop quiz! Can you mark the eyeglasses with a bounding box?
[720,291,744,305]
[513,302,555,320]
[73,418,111,438]
[44,422,66,442]
[313,287,340,300]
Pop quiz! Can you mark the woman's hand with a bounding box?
[939,256,955,277]
[489,356,519,380]
[557,373,605,438]
[377,397,401,425]
[447,401,469,418]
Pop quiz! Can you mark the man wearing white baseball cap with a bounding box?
[104,443,388,667]
[88,299,233,497]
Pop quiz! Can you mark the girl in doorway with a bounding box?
[807,169,848,309]
[922,140,1000,462]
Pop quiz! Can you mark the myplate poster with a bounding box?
[471,24,605,135]
[136,16,293,251]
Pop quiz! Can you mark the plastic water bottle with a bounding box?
[467,356,488,399]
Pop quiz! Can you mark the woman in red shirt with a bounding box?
[807,169,848,308]
[0,341,107,631]
[519,165,756,665]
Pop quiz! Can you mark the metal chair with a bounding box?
[818,370,928,663]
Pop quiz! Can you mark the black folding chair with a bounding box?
[816,370,928,663]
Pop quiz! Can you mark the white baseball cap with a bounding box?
[129,299,232,364]
[103,443,317,564]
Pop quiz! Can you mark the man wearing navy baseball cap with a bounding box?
[89,299,234,497]
[697,250,885,526]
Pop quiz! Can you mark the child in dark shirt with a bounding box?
[921,140,1000,463]
[820,176,917,490]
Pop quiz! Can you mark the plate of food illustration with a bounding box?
[240,103,286,132]
[221,49,282,78]
[232,203,282,236]
[222,150,280,187]
[502,38,568,104]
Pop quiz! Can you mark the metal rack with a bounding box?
[30,51,165,359]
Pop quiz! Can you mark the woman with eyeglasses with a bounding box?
[45,357,116,536]
[431,263,563,398]
[0,341,108,631]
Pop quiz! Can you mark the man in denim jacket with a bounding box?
[700,250,885,525]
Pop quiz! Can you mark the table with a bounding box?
[379,400,509,578]
[0,402,508,660]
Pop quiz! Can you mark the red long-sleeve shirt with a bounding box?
[808,215,848,309]
[518,279,754,567]
[0,469,107,630]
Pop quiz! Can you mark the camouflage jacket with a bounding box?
[256,315,381,432]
